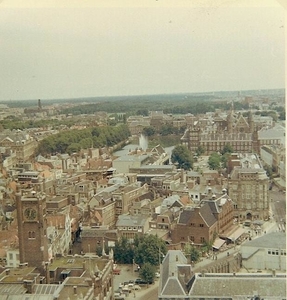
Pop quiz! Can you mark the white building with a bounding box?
[6,249,20,268]
[241,231,286,271]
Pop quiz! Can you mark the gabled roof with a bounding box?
[159,250,193,297]
[116,214,149,227]
[178,204,217,228]
[199,204,217,227]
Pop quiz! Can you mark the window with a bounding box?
[191,223,195,227]
[200,237,205,243]
[199,224,204,228]
[190,236,194,242]
[28,231,35,239]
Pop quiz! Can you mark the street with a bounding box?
[269,185,286,232]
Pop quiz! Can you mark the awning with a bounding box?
[252,220,264,226]
[227,227,245,241]
[212,238,226,250]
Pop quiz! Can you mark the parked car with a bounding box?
[155,272,160,278]
[134,284,141,290]
[135,278,153,285]
[122,286,131,294]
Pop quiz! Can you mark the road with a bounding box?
[269,185,286,232]
[113,264,159,300]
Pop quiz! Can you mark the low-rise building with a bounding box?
[116,214,150,242]
[241,231,286,271]
[158,250,286,300]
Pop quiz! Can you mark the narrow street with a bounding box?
[269,185,286,232]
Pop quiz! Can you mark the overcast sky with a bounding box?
[0,0,285,100]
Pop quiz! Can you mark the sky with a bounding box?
[0,0,285,100]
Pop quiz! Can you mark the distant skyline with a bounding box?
[0,0,285,101]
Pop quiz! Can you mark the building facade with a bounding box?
[228,154,269,222]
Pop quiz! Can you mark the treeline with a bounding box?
[59,97,251,116]
[36,124,130,155]
[0,116,77,131]
[60,95,214,115]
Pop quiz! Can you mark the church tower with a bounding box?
[248,110,254,133]
[16,188,49,273]
[226,100,234,133]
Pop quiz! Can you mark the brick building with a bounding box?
[171,204,217,247]
[228,153,269,222]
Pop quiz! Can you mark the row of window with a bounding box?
[28,231,36,239]
[188,236,205,243]
[268,249,286,256]
[190,223,204,227]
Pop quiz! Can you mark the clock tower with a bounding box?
[16,189,49,272]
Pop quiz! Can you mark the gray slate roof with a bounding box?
[159,250,193,297]
[241,231,286,249]
[189,273,286,298]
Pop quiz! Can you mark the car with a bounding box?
[155,272,160,278]
[134,284,141,290]
[135,278,144,285]
[122,286,131,294]
[118,282,124,289]
[135,278,153,285]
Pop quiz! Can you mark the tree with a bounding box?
[136,109,149,116]
[114,236,134,264]
[221,143,233,155]
[139,263,156,284]
[159,124,174,136]
[195,145,205,156]
[142,126,156,136]
[208,152,221,170]
[190,247,200,263]
[171,145,193,170]
[133,234,167,267]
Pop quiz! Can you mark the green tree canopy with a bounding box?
[114,236,134,264]
[134,234,167,267]
[171,144,193,170]
[139,263,156,284]
[190,247,201,263]
[142,126,156,136]
[207,152,221,170]
[221,143,233,155]
[36,124,130,155]
[195,145,205,156]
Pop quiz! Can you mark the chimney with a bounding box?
[73,286,77,295]
[187,180,194,189]
[208,187,212,195]
[45,262,50,284]
[23,280,34,294]
[181,169,186,183]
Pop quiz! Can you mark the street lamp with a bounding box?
[158,246,165,265]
